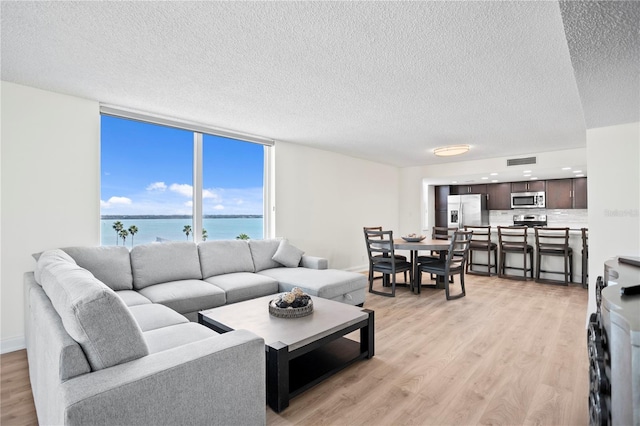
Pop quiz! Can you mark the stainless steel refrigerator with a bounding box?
[447,194,489,229]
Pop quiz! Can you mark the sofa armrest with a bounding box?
[300,255,328,270]
[61,329,265,426]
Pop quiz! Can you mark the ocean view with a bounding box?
[101,217,263,247]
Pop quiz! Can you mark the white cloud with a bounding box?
[203,188,219,200]
[169,183,193,197]
[213,204,225,210]
[146,182,167,191]
[184,201,193,207]
[101,196,132,208]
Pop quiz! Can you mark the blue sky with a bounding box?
[101,115,264,215]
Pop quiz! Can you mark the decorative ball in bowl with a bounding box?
[402,234,426,242]
[269,287,313,318]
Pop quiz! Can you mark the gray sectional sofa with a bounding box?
[24,239,367,425]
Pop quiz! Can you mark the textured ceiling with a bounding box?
[1,1,638,169]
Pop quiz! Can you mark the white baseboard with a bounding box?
[1,335,26,354]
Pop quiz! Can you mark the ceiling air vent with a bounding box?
[507,156,537,166]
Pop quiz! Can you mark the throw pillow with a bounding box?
[272,240,304,268]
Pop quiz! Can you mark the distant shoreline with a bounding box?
[101,215,263,220]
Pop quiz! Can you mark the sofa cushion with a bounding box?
[62,246,133,291]
[272,240,305,268]
[37,250,149,371]
[130,242,202,290]
[129,304,189,332]
[204,272,279,304]
[115,290,152,307]
[143,323,219,354]
[258,267,367,300]
[137,280,226,314]
[198,240,254,278]
[34,248,76,284]
[248,239,282,272]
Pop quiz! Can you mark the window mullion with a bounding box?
[193,133,203,242]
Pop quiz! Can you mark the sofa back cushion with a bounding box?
[62,246,133,291]
[198,240,255,278]
[248,239,282,272]
[37,250,149,371]
[130,241,202,289]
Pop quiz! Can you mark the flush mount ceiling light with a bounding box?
[433,144,470,157]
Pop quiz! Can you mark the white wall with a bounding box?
[1,82,100,353]
[586,122,640,315]
[274,141,400,271]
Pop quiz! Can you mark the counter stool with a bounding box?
[464,225,497,276]
[581,228,588,288]
[534,227,573,286]
[497,226,533,280]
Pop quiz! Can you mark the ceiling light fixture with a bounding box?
[562,167,572,170]
[573,170,583,173]
[433,144,470,157]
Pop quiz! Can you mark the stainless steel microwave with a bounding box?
[511,191,545,209]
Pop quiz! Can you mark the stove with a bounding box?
[513,214,547,227]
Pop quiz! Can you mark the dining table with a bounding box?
[393,238,452,292]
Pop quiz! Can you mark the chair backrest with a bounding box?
[464,225,492,244]
[497,226,529,247]
[445,230,473,271]
[363,228,397,263]
[534,227,570,252]
[363,226,383,240]
[432,226,457,240]
[581,228,588,250]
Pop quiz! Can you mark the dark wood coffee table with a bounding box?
[198,294,374,412]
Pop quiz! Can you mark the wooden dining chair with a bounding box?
[363,226,408,282]
[415,230,472,300]
[363,229,413,297]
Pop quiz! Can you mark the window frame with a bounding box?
[100,105,274,242]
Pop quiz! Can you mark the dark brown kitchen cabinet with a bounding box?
[486,183,511,210]
[546,178,588,209]
[546,179,573,209]
[451,184,487,195]
[511,180,546,192]
[573,177,588,208]
[434,185,450,227]
[435,185,450,211]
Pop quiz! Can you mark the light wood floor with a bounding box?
[1,274,589,426]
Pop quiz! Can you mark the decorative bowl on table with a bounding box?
[268,287,313,318]
[402,234,426,242]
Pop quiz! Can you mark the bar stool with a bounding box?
[581,228,588,288]
[464,225,498,276]
[534,227,573,285]
[497,226,533,280]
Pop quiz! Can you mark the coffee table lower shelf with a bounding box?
[286,336,367,399]
[265,310,374,412]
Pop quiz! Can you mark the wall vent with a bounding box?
[507,156,537,166]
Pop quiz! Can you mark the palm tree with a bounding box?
[202,228,208,241]
[128,225,138,247]
[112,221,123,245]
[119,229,129,246]
[183,225,192,240]
[236,233,250,240]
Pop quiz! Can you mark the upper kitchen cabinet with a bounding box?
[573,177,588,208]
[511,180,546,192]
[451,184,487,195]
[546,179,573,209]
[546,178,588,209]
[435,185,450,211]
[486,182,511,210]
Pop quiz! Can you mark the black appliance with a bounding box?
[512,214,547,227]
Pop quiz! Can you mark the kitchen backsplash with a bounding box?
[489,209,588,229]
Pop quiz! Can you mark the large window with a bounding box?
[100,111,271,247]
